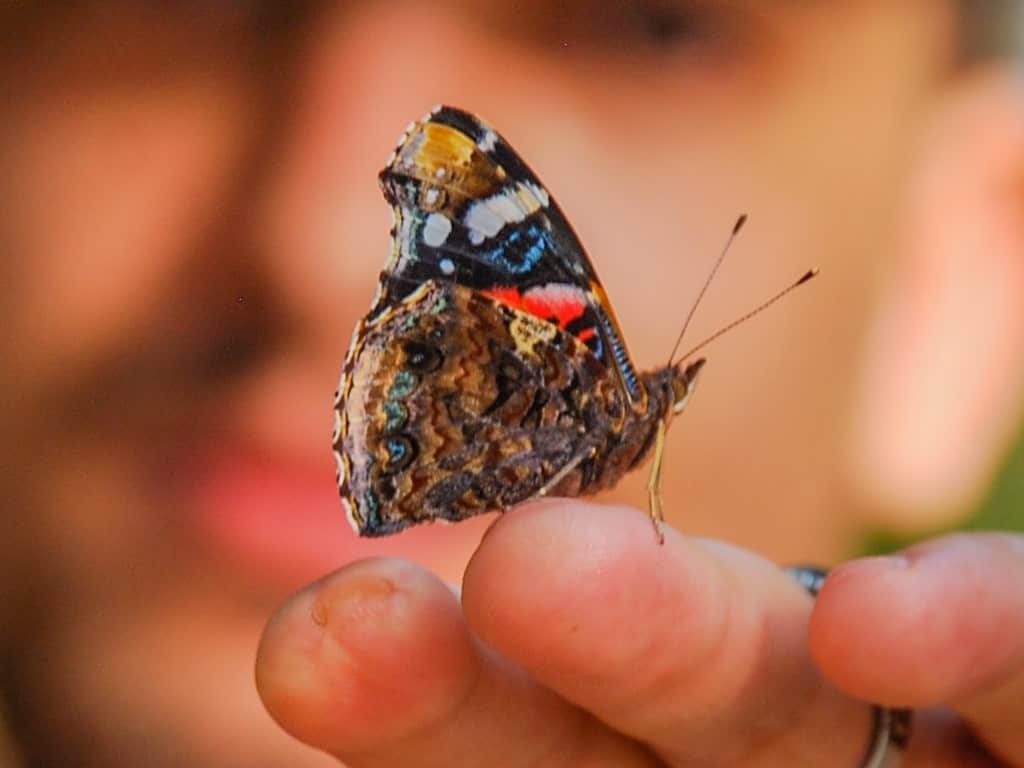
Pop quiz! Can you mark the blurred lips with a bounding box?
[186,438,486,588]
[189,444,356,585]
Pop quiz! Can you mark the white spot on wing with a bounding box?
[425,188,440,205]
[524,180,550,207]
[515,185,540,211]
[422,212,453,247]
[398,211,416,266]
[439,257,455,275]
[464,183,548,243]
[489,192,527,223]
[478,129,498,152]
[524,283,589,321]
[464,199,505,240]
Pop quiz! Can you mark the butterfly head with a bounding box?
[668,358,706,415]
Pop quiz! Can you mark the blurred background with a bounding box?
[0,2,1021,766]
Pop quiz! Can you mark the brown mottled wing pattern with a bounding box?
[334,281,628,536]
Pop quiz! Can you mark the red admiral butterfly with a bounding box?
[333,105,799,540]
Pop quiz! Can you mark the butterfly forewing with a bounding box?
[375,105,643,402]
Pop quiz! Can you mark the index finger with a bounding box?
[462,499,876,767]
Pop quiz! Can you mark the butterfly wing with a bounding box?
[335,281,627,535]
[373,105,645,405]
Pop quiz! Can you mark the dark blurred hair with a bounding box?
[959,0,1023,60]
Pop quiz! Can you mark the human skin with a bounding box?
[258,504,1024,767]
[258,26,1024,768]
[2,1,1022,766]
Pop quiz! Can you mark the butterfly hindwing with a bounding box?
[335,281,626,535]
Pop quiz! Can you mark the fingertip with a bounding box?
[463,498,721,683]
[809,555,919,704]
[466,499,654,624]
[810,535,1024,707]
[256,558,476,756]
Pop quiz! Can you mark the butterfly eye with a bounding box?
[383,434,418,473]
[404,340,444,373]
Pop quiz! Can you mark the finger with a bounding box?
[810,533,1024,765]
[462,500,874,767]
[256,557,659,768]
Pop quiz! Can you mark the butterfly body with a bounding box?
[334,106,703,537]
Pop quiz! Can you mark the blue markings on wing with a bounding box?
[599,312,641,399]
[387,438,408,462]
[479,223,551,274]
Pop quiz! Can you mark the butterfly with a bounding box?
[333,105,707,540]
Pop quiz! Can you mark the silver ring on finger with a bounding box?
[785,566,912,768]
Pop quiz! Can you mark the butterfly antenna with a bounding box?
[666,214,747,367]
[672,268,819,365]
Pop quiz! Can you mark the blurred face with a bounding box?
[0,2,959,766]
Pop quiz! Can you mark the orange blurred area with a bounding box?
[0,2,1021,766]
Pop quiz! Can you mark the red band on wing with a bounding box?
[483,283,588,331]
[481,287,526,312]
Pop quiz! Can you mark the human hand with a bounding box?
[257,501,1024,766]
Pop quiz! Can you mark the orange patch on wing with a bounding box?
[395,122,504,199]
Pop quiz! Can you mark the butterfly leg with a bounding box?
[536,443,598,499]
[646,418,668,545]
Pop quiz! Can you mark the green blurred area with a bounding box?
[864,421,1024,554]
